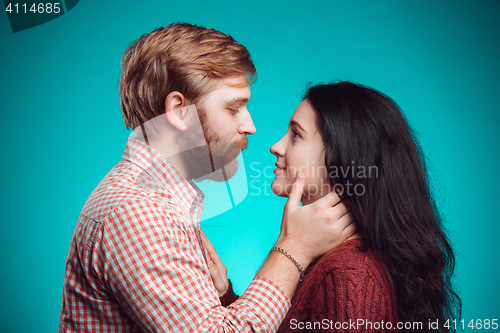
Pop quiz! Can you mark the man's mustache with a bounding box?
[167,138,247,178]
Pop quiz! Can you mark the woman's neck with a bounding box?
[300,190,333,206]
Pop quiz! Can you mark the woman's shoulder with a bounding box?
[306,238,389,284]
[283,238,399,331]
[317,238,372,266]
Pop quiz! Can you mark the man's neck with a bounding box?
[134,130,193,181]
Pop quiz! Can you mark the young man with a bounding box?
[59,23,355,332]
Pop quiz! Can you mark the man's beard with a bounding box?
[176,106,248,182]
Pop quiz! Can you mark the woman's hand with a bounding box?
[201,231,229,297]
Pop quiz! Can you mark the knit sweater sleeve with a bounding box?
[309,265,398,332]
[276,241,399,333]
[219,279,240,307]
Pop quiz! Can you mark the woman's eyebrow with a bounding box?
[290,120,307,133]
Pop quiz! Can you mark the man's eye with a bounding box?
[229,108,239,114]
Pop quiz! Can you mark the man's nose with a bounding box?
[238,108,256,135]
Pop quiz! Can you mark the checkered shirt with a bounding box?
[59,137,290,332]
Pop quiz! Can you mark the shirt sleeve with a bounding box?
[90,200,290,332]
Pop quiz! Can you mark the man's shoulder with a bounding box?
[80,159,182,223]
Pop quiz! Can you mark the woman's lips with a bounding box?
[274,164,286,174]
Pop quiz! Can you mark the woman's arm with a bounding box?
[309,262,399,332]
[219,280,240,307]
[278,244,399,332]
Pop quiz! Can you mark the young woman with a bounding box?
[207,81,461,332]
[270,81,461,332]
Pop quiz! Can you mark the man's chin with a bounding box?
[194,158,240,182]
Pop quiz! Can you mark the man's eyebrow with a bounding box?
[226,97,249,104]
[290,120,307,133]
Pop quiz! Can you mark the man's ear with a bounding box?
[165,91,188,131]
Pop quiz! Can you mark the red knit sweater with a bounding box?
[221,239,399,332]
[278,239,399,332]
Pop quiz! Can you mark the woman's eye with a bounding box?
[292,129,300,138]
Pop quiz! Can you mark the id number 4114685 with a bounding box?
[5,3,61,14]
[445,319,498,330]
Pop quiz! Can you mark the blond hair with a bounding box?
[119,22,257,130]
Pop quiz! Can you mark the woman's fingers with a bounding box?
[201,230,228,296]
[208,260,228,297]
[201,230,222,265]
[201,231,216,257]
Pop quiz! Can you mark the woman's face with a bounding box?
[270,100,331,204]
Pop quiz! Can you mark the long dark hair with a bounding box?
[304,81,461,332]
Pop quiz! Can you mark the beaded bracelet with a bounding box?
[270,246,305,282]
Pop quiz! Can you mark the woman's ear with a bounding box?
[165,91,187,131]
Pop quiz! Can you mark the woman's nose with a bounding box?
[270,135,286,157]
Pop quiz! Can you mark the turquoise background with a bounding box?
[1,0,499,331]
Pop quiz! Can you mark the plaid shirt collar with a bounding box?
[122,136,204,214]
